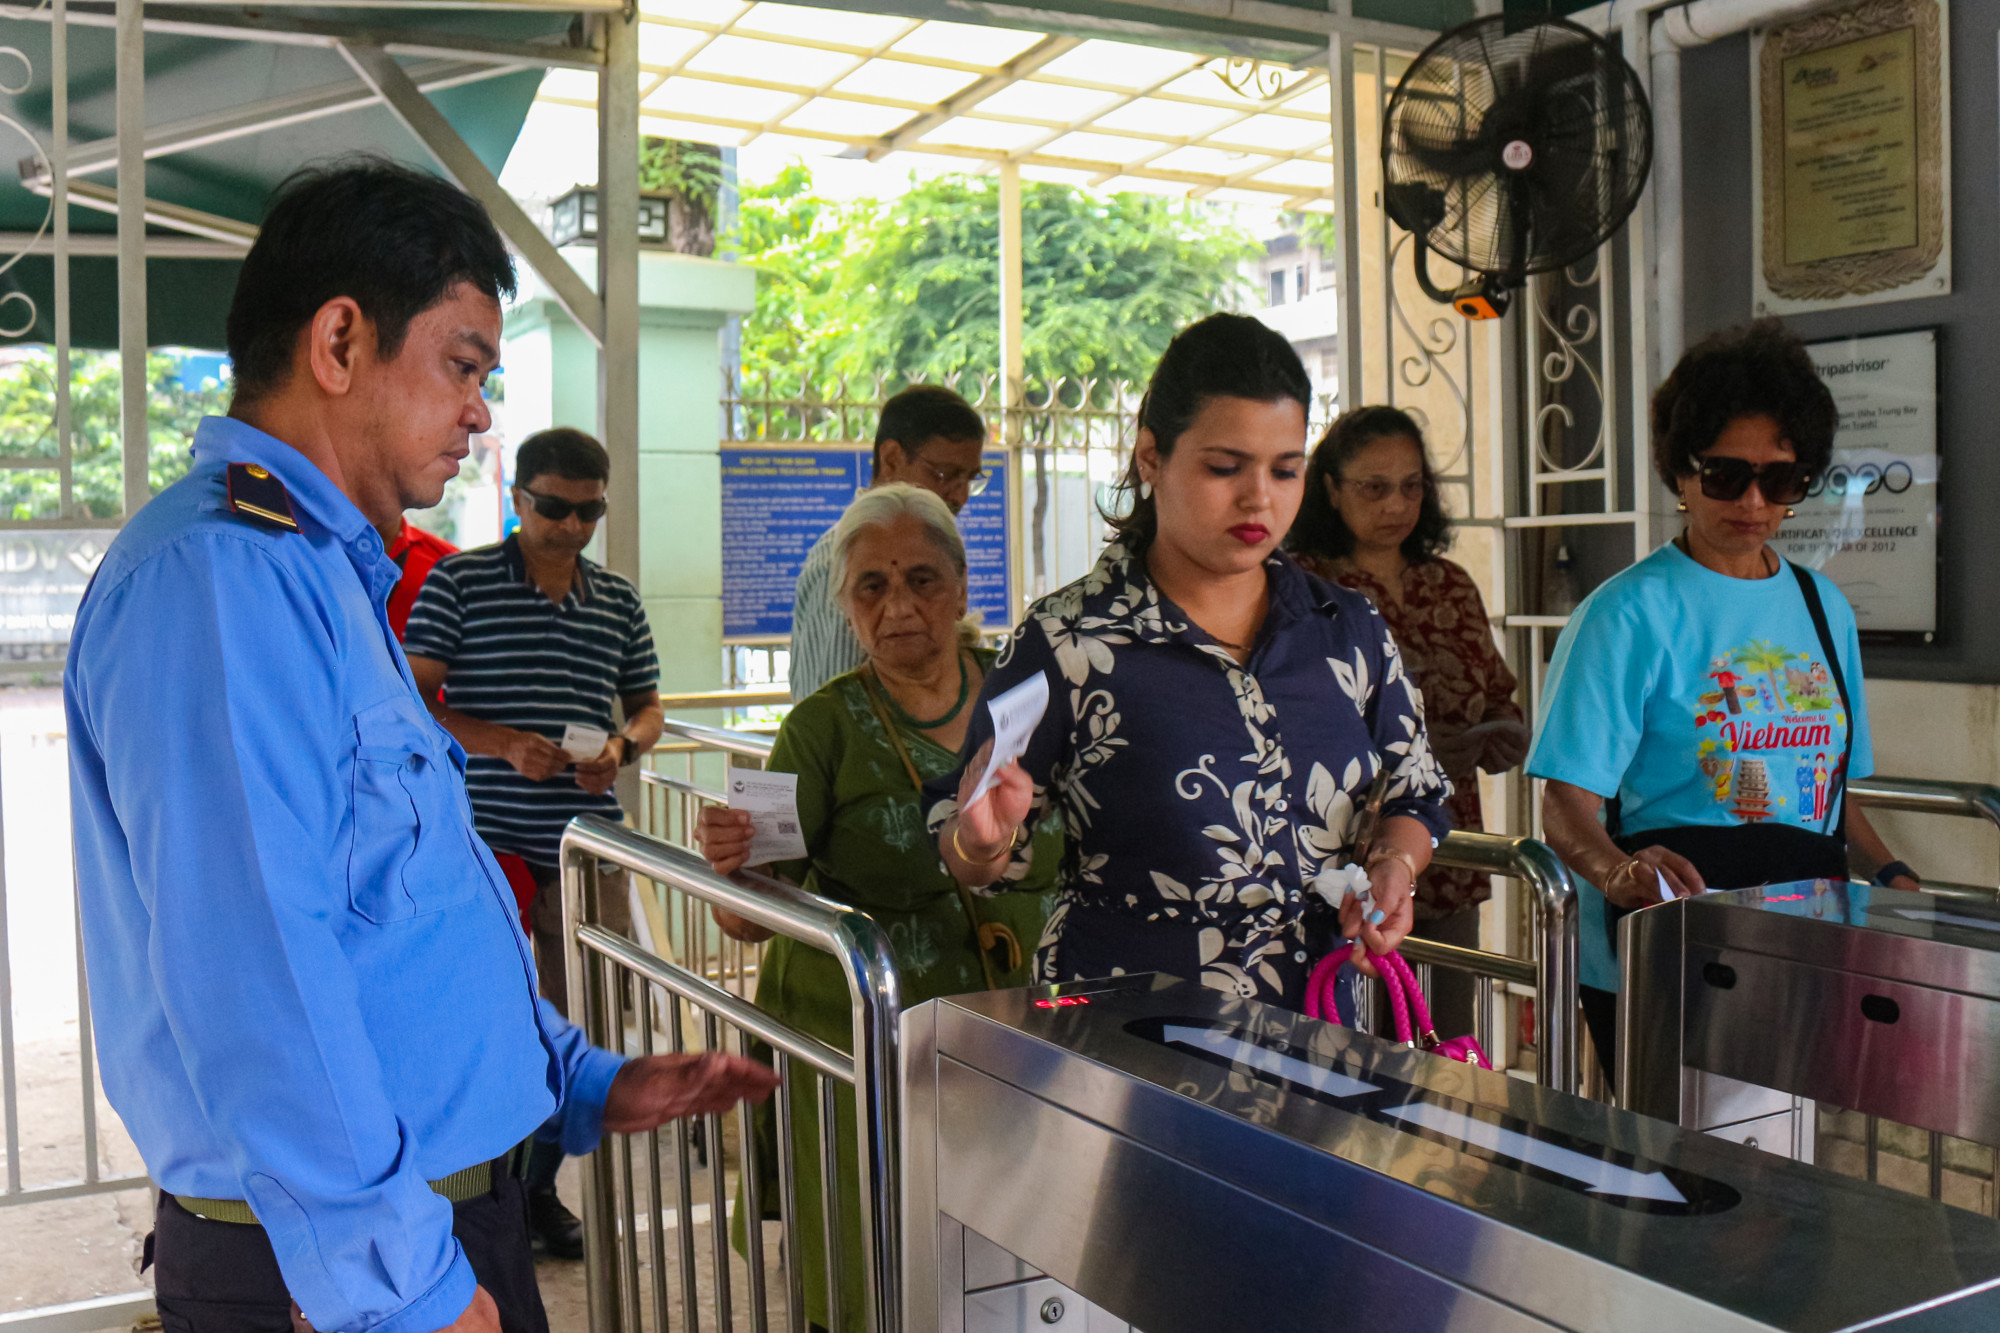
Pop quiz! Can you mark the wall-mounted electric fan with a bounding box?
[1382,14,1653,320]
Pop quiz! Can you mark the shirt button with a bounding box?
[1294,951,1307,963]
[1275,799,1289,812]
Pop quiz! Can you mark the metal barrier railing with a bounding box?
[561,813,904,1333]
[1390,831,1580,1095]
[637,721,781,1002]
[1850,776,2000,900]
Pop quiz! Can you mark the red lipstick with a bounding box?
[1228,523,1270,546]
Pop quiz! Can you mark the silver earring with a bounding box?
[1138,480,1152,500]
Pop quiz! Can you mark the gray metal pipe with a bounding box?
[1849,777,2000,833]
[659,717,776,763]
[114,0,147,519]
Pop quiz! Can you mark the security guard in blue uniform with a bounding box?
[64,161,777,1333]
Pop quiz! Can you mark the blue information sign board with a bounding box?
[721,445,1011,640]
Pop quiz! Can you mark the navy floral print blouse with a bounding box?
[927,537,1453,1009]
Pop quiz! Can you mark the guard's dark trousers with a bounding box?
[147,1168,549,1333]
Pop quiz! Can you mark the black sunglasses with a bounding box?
[516,486,607,523]
[1695,457,1816,506]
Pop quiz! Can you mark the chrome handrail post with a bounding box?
[833,913,903,1333]
[1518,836,1580,1096]
[1429,830,1580,1095]
[564,843,622,1333]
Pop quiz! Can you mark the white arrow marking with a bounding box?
[1381,1100,1688,1203]
[1893,907,2000,934]
[1162,1025,1381,1099]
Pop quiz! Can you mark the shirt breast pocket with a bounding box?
[346,700,479,924]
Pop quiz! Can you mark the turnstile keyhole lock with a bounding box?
[1860,994,1901,1024]
[1701,962,1737,989]
[1040,1297,1066,1324]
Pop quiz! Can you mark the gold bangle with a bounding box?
[1364,846,1423,884]
[952,820,1005,865]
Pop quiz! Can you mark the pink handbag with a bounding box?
[1304,944,1493,1070]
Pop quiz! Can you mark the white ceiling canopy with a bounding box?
[536,0,1337,209]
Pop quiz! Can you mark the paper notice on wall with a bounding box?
[728,769,808,864]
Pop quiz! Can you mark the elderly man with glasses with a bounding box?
[403,426,664,1261]
[789,384,990,702]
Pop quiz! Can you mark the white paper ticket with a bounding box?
[728,770,808,864]
[559,723,610,761]
[967,672,1051,806]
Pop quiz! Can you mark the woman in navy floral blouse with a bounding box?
[929,314,1452,1008]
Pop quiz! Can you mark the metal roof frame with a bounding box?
[530,1,1368,208]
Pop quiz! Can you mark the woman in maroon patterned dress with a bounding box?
[1287,405,1528,1036]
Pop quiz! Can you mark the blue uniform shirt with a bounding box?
[65,417,626,1333]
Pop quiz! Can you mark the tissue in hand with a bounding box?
[1311,862,1372,910]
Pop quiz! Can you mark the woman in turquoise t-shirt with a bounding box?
[1528,320,1920,1070]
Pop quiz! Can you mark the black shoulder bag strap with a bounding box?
[1790,562,1856,842]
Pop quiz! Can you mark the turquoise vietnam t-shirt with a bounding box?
[1527,542,1874,990]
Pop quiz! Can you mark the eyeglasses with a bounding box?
[1694,457,1816,506]
[909,456,990,497]
[1342,476,1427,503]
[516,486,608,523]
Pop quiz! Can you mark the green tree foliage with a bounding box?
[0,349,231,520]
[733,166,1257,399]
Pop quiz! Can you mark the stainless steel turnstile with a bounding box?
[1620,880,2000,1150]
[905,973,2000,1333]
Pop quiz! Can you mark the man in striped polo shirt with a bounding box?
[788,385,989,701]
[404,426,663,1258]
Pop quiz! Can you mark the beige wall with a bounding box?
[1861,679,2000,889]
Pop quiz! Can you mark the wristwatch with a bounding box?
[613,735,638,767]
[1873,860,1919,887]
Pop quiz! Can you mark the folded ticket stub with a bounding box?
[560,723,610,761]
[728,770,808,865]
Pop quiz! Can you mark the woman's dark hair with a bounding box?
[516,428,611,490]
[1286,405,1451,564]
[1107,313,1312,548]
[227,157,517,403]
[1650,318,1837,490]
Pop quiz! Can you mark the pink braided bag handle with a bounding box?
[1302,945,1493,1070]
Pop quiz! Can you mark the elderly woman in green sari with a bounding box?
[696,482,1056,1331]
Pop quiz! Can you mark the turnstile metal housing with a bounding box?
[1620,881,2000,1147]
[905,973,2000,1333]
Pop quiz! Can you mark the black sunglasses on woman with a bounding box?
[1695,456,1817,506]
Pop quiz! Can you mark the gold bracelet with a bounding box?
[1364,846,1422,884]
[951,820,1007,865]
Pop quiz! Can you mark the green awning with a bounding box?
[0,8,562,347]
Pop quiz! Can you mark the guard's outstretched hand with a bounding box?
[603,1051,780,1133]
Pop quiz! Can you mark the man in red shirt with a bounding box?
[383,516,542,943]
[386,517,458,639]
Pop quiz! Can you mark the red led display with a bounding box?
[1033,996,1092,1008]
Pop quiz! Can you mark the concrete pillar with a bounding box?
[504,250,755,697]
